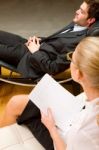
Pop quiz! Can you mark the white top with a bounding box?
[64,98,99,150]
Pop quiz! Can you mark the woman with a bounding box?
[0,37,99,150]
[41,36,99,150]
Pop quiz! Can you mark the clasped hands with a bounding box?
[25,36,41,53]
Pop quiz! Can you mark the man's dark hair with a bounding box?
[85,0,99,20]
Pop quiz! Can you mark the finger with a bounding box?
[41,111,47,123]
[32,36,36,43]
[38,38,41,41]
[36,38,40,45]
[47,108,52,114]
[41,110,46,118]
[29,37,32,41]
[47,108,53,118]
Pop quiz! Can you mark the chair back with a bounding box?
[87,21,99,36]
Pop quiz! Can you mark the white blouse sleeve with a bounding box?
[66,129,99,150]
[65,98,99,150]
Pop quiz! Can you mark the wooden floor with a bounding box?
[0,82,33,114]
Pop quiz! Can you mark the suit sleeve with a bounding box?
[29,48,70,75]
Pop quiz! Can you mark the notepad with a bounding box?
[28,74,85,133]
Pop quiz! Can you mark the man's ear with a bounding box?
[88,17,96,26]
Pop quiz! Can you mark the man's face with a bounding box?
[73,2,90,26]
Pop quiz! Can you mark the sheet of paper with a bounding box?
[28,74,85,133]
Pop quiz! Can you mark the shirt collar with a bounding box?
[85,98,99,110]
[73,24,88,32]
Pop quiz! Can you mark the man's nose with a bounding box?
[76,9,80,15]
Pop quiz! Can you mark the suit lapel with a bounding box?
[48,29,88,39]
[48,22,74,37]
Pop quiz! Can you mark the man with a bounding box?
[0,0,98,81]
[0,1,99,149]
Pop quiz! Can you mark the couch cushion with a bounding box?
[0,123,44,150]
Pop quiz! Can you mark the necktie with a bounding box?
[61,27,74,34]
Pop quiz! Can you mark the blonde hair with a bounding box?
[75,37,99,88]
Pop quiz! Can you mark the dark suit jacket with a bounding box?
[17,22,88,80]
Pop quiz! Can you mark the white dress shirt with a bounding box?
[61,24,87,34]
[64,98,99,150]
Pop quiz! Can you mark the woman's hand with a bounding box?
[41,108,66,150]
[41,108,56,132]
